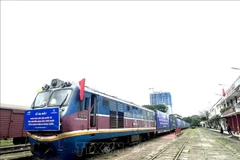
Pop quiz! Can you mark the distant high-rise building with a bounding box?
[150,92,172,113]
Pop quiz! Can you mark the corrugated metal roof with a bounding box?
[0,103,30,110]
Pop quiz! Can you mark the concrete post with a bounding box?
[235,114,239,134]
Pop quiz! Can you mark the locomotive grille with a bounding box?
[110,111,117,128]
[117,103,124,128]
[118,112,124,128]
[110,101,117,128]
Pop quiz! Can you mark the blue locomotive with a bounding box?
[24,78,190,159]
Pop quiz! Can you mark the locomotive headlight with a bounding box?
[50,79,68,88]
[51,79,58,87]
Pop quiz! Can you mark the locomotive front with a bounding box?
[24,78,85,159]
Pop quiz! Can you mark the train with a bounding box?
[0,103,29,145]
[24,78,190,159]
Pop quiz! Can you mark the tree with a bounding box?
[142,104,168,113]
[220,106,231,114]
[207,115,221,129]
[199,110,210,121]
[182,116,192,124]
[191,115,202,126]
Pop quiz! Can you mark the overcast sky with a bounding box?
[1,1,240,117]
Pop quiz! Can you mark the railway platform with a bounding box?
[207,128,240,140]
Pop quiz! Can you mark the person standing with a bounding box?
[227,124,233,135]
[220,126,224,135]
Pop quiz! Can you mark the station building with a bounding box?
[209,76,240,134]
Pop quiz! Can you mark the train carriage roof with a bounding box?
[83,85,154,113]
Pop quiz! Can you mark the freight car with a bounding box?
[0,103,30,145]
[24,78,189,159]
[169,114,178,131]
[169,115,189,131]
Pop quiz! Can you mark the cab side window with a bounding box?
[84,97,89,110]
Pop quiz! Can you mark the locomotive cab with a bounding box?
[31,79,73,118]
[25,79,91,159]
[26,78,99,134]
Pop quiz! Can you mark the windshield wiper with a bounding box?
[59,94,69,108]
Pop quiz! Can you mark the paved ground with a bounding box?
[88,128,240,160]
[179,128,240,160]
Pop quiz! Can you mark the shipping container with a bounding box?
[169,114,177,131]
[176,118,182,128]
[156,110,170,133]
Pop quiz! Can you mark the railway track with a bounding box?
[148,130,192,160]
[0,144,31,155]
[86,129,192,160]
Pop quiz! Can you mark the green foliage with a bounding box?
[208,115,221,126]
[143,104,168,113]
[201,117,207,121]
[182,117,192,124]
[191,115,202,126]
[182,115,202,126]
[220,106,231,114]
[0,138,13,146]
[199,110,210,121]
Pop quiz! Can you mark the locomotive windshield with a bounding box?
[48,89,72,107]
[33,89,72,108]
[33,91,51,108]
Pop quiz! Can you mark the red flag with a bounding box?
[222,88,226,97]
[79,78,85,100]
